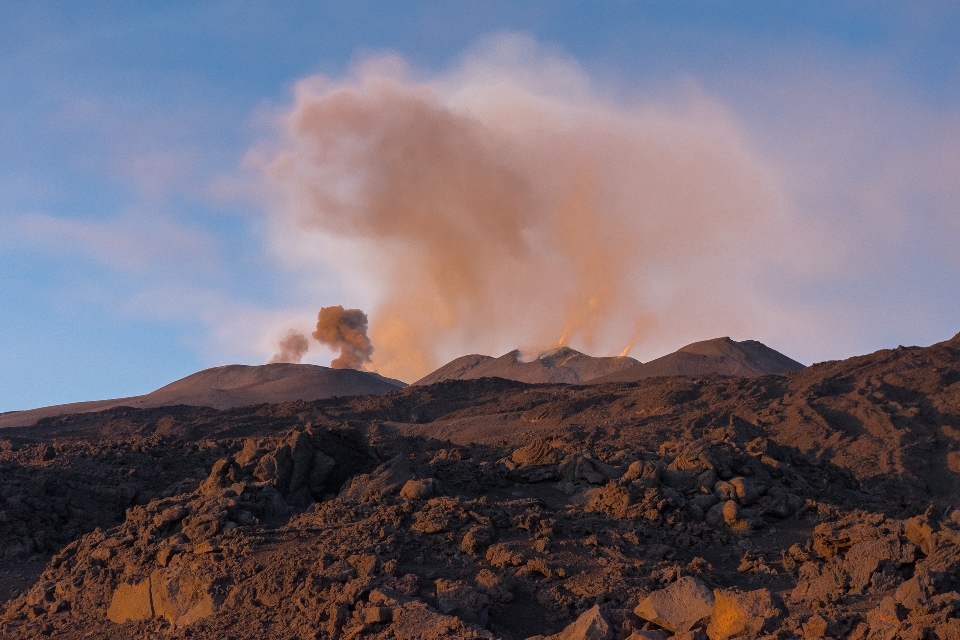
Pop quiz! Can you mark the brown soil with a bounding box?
[0,332,958,638]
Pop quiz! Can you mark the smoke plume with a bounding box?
[312,305,373,369]
[268,329,310,364]
[257,34,789,381]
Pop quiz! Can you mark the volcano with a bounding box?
[589,336,804,383]
[0,364,406,429]
[412,346,639,385]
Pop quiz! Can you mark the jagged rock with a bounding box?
[753,487,802,518]
[722,500,739,526]
[585,484,631,519]
[198,457,238,496]
[362,606,392,624]
[634,576,715,633]
[705,501,725,527]
[904,512,937,555]
[150,567,216,627]
[662,468,700,492]
[729,477,766,506]
[622,460,661,486]
[545,604,611,640]
[400,478,436,500]
[800,614,835,638]
[307,449,336,497]
[895,572,934,610]
[390,599,486,639]
[253,445,293,493]
[508,464,559,483]
[233,438,262,469]
[486,543,524,568]
[285,431,314,494]
[559,455,619,486]
[864,596,901,640]
[714,481,736,501]
[512,438,566,466]
[435,579,489,626]
[461,525,493,555]
[691,493,719,512]
[340,456,413,500]
[106,579,152,623]
[707,588,785,639]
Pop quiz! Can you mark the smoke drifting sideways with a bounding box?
[268,329,310,364]
[311,305,374,369]
[256,34,789,382]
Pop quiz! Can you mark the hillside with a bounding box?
[0,364,406,429]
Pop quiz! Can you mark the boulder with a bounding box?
[508,464,559,483]
[399,478,436,500]
[150,567,216,627]
[361,606,392,624]
[722,500,739,526]
[512,438,566,466]
[729,477,766,506]
[106,579,153,623]
[634,576,715,633]
[307,450,336,497]
[340,456,413,500]
[285,431,314,494]
[705,502,725,527]
[622,460,661,486]
[864,596,901,640]
[707,588,785,640]
[714,481,737,501]
[435,578,489,626]
[691,493,719,512]
[546,604,611,640]
[253,445,293,493]
[559,456,620,485]
[198,458,238,496]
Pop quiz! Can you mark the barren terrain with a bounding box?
[0,364,406,430]
[1,332,959,638]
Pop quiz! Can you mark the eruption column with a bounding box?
[312,305,374,370]
[269,330,310,364]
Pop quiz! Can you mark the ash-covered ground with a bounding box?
[1,332,959,639]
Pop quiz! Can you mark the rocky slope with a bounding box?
[413,347,639,385]
[0,332,958,638]
[0,364,406,429]
[591,338,805,384]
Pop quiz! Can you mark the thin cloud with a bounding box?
[1,210,220,274]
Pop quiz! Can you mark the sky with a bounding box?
[1,1,959,411]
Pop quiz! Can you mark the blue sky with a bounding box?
[1,2,959,411]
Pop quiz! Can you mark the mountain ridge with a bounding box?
[412,346,639,385]
[0,363,406,429]
[589,336,804,383]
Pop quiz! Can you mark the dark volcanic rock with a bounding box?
[0,331,958,638]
